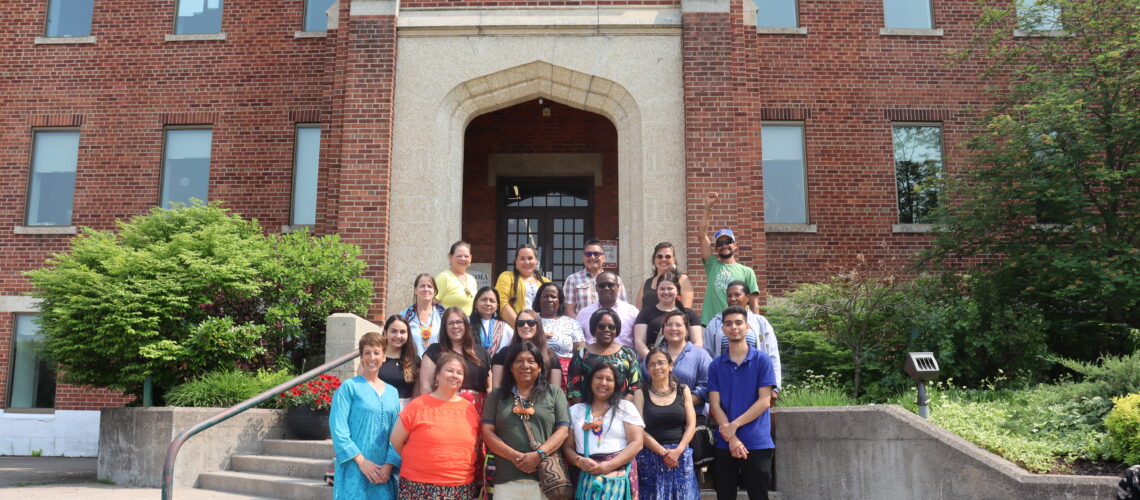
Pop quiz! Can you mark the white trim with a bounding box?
[0,296,41,313]
[680,0,729,14]
[351,0,399,16]
[892,224,935,233]
[281,224,314,233]
[294,31,328,38]
[1013,29,1067,38]
[879,28,943,36]
[165,33,227,42]
[35,36,96,45]
[756,27,807,35]
[14,226,77,235]
[767,223,817,233]
[397,7,682,36]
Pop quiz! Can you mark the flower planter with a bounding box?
[286,405,331,440]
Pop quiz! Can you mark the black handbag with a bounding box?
[690,414,716,467]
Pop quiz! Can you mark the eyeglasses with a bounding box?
[584,251,603,258]
[446,320,466,327]
[714,239,734,247]
[516,319,538,327]
[596,323,617,331]
[596,282,617,289]
[655,254,673,260]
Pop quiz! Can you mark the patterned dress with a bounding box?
[330,376,402,500]
[566,345,642,400]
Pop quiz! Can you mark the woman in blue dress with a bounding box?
[330,332,402,499]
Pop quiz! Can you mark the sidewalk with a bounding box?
[0,456,267,499]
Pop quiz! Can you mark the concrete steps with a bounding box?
[195,439,332,500]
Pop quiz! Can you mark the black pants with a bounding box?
[712,447,773,500]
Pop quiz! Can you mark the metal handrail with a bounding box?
[160,349,360,500]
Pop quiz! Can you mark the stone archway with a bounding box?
[386,38,686,312]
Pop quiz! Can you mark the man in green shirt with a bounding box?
[699,192,760,326]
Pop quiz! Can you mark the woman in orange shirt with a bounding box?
[390,352,481,499]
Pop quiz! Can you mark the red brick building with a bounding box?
[1,0,995,453]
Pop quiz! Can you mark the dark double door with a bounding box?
[497,177,593,288]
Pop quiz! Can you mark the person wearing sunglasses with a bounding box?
[634,241,695,312]
[567,308,641,405]
[698,191,760,328]
[489,309,561,389]
[563,238,628,317]
[574,271,640,350]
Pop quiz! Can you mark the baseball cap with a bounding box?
[713,228,736,242]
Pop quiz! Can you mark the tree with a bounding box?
[925,0,1139,357]
[25,202,372,400]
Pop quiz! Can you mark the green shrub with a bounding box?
[1105,394,1140,464]
[1049,351,1140,399]
[777,371,857,407]
[165,368,295,408]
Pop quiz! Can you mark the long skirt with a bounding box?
[635,444,700,500]
[574,451,639,500]
[398,477,478,500]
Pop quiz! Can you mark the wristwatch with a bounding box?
[536,449,548,460]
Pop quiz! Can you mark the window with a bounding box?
[26,130,79,226]
[893,124,942,224]
[291,126,321,225]
[303,0,337,32]
[762,123,808,224]
[8,315,56,409]
[161,128,212,207]
[1017,0,1061,31]
[175,0,223,34]
[883,0,933,29]
[755,0,798,28]
[45,0,94,37]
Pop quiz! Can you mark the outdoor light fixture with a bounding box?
[904,352,940,419]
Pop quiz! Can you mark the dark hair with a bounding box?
[658,308,691,347]
[584,238,603,250]
[381,315,419,383]
[588,307,622,342]
[725,280,750,294]
[596,270,617,284]
[532,282,566,318]
[470,286,502,347]
[510,309,552,367]
[645,347,680,393]
[655,270,689,309]
[412,273,437,303]
[449,240,471,255]
[498,341,550,401]
[648,241,684,277]
[509,244,541,304]
[431,352,466,391]
[721,305,749,323]
[440,307,482,367]
[580,362,624,429]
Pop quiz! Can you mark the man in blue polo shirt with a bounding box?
[707,305,776,500]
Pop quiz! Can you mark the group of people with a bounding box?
[329,193,782,500]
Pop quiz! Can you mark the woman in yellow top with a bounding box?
[435,241,478,315]
[494,244,550,326]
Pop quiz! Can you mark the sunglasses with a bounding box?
[516,319,538,327]
[715,239,734,247]
[596,282,617,289]
[595,323,617,331]
[584,251,603,258]
[655,253,673,260]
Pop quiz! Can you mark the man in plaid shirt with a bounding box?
[562,238,627,317]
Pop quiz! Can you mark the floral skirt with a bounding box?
[398,477,478,500]
[575,451,639,500]
[635,445,699,500]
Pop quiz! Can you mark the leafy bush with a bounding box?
[25,202,372,399]
[777,370,857,407]
[165,368,296,408]
[1049,351,1140,399]
[1105,394,1140,464]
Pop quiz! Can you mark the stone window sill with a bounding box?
[892,224,934,233]
[281,224,314,234]
[756,27,807,35]
[879,28,943,37]
[165,33,227,42]
[15,226,77,235]
[1013,29,1067,38]
[35,36,97,45]
[766,223,817,233]
[294,31,328,38]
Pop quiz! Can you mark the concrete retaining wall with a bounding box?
[0,410,100,456]
[97,407,288,487]
[772,405,1118,499]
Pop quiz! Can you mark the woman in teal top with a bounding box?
[330,332,403,499]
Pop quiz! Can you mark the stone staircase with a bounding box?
[197,439,332,500]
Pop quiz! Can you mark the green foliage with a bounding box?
[776,370,856,407]
[25,202,372,399]
[1105,394,1140,464]
[927,0,1140,358]
[1047,351,1140,398]
[165,368,296,408]
[766,300,852,386]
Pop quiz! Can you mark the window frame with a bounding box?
[6,313,56,412]
[302,0,336,32]
[891,122,944,226]
[43,0,95,38]
[754,0,800,29]
[761,121,810,225]
[159,126,214,208]
[25,128,80,227]
[173,0,224,35]
[882,0,934,29]
[290,124,322,227]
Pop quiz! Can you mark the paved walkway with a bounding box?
[0,456,265,499]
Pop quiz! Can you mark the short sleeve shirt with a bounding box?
[481,386,570,485]
[634,306,701,350]
[563,269,629,313]
[700,255,759,326]
[399,394,480,485]
[568,399,645,456]
[707,347,776,450]
[424,343,491,393]
[542,315,585,359]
